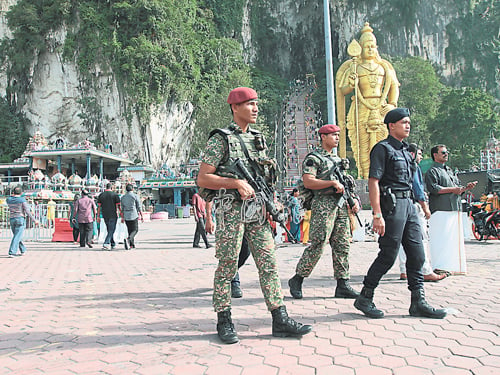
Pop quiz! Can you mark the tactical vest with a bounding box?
[307,151,342,182]
[377,140,415,191]
[200,124,276,201]
[297,151,342,209]
[211,125,268,180]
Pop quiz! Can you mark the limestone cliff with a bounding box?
[0,0,194,169]
[0,0,495,167]
[247,0,466,79]
[20,39,194,169]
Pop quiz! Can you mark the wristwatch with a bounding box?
[372,213,382,219]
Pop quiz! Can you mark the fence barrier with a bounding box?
[0,203,71,241]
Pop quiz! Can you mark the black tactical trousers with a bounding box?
[364,198,425,291]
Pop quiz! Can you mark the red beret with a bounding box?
[318,124,340,134]
[227,87,258,104]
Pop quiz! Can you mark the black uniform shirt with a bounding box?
[369,135,415,191]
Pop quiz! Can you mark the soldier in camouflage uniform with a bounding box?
[289,124,360,300]
[197,87,312,344]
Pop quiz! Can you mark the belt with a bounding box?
[393,190,412,199]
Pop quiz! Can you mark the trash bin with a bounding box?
[165,204,175,218]
[183,205,191,218]
[176,207,183,218]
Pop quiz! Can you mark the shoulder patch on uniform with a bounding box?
[305,159,315,167]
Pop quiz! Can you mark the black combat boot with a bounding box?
[335,278,360,299]
[354,287,384,318]
[288,274,304,299]
[409,289,447,319]
[216,310,239,344]
[231,272,243,298]
[271,306,313,338]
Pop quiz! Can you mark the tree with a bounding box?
[250,67,288,147]
[0,98,30,163]
[429,87,499,170]
[391,56,445,152]
[189,39,252,159]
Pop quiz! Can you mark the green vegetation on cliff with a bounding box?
[0,98,30,163]
[2,0,251,110]
[0,0,286,159]
[394,57,498,170]
[0,0,497,170]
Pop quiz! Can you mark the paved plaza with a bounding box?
[0,214,499,374]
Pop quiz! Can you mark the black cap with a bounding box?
[384,108,410,124]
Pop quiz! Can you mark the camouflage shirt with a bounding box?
[201,133,226,169]
[302,148,341,180]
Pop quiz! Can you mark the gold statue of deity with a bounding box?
[336,23,400,179]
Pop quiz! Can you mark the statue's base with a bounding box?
[354,178,369,208]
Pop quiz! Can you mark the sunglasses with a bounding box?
[441,151,449,155]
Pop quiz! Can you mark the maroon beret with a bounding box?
[318,124,340,134]
[227,87,258,104]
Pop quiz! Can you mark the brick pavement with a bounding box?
[0,215,499,374]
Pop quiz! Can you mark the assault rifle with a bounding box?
[233,158,297,244]
[332,164,362,227]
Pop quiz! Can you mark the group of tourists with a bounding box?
[69,183,143,250]
[6,183,143,257]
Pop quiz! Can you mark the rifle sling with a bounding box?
[234,133,262,179]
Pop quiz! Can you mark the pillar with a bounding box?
[99,157,103,180]
[173,188,182,206]
[86,154,91,180]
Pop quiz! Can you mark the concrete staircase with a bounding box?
[282,84,320,187]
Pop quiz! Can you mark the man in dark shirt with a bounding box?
[97,183,121,250]
[354,108,447,319]
[425,145,477,213]
[425,145,477,275]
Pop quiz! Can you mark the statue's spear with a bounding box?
[347,39,362,174]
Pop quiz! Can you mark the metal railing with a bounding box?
[0,203,71,241]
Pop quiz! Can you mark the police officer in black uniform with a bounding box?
[354,108,447,319]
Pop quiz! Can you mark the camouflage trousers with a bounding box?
[213,200,284,312]
[295,195,351,279]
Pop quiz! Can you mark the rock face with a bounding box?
[0,1,194,169]
[22,41,194,168]
[0,0,15,94]
[247,0,462,78]
[0,0,484,167]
